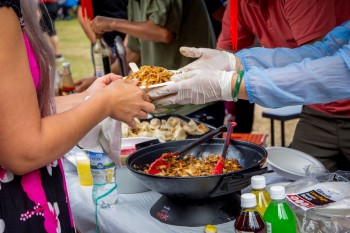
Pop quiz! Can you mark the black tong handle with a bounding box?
[176,123,231,160]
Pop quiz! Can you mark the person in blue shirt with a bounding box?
[148,20,350,172]
[148,20,350,110]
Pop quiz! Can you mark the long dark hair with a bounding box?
[20,0,56,116]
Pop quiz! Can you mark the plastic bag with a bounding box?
[284,166,350,233]
[79,118,122,167]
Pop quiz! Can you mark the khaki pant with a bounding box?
[291,106,350,172]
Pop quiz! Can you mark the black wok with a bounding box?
[126,138,267,199]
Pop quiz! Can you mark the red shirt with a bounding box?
[218,0,350,116]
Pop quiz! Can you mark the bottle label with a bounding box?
[266,222,272,233]
[88,151,115,170]
[286,183,344,211]
[94,53,105,77]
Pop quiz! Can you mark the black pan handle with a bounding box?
[209,167,267,198]
[231,167,268,179]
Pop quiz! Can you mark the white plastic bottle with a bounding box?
[89,150,118,208]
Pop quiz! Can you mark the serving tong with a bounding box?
[148,122,237,175]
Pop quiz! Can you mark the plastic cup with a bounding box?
[75,152,93,186]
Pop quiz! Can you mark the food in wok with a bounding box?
[121,117,210,141]
[135,152,241,177]
[124,65,175,87]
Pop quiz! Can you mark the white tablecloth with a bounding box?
[64,150,289,233]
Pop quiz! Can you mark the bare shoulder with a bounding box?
[0,7,23,47]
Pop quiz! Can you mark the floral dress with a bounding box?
[0,1,75,232]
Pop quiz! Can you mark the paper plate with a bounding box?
[140,81,175,90]
[266,147,325,181]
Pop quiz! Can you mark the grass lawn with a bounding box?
[56,17,93,82]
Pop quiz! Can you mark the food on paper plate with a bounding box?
[124,65,175,87]
[134,153,241,177]
[121,117,210,141]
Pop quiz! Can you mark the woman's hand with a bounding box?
[97,78,155,127]
[83,73,122,98]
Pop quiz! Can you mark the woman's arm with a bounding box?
[0,8,154,175]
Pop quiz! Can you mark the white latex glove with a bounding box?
[148,70,235,106]
[179,47,236,72]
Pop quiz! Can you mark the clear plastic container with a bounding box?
[75,151,93,186]
[89,150,118,208]
[91,168,118,208]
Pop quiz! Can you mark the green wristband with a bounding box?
[233,71,244,102]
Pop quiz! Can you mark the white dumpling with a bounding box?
[172,124,187,140]
[134,118,141,126]
[138,121,150,131]
[149,118,161,130]
[160,119,170,130]
[121,123,129,138]
[183,119,198,135]
[166,117,182,127]
[162,130,173,141]
[138,130,152,137]
[196,123,210,135]
[152,129,167,141]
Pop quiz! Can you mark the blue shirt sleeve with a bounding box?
[236,20,350,108]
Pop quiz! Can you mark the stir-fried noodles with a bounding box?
[136,153,241,177]
[125,65,174,87]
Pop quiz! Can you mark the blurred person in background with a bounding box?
[74,0,128,92]
[0,0,154,231]
[39,0,64,61]
[57,0,78,20]
[88,0,226,127]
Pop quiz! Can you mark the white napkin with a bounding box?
[79,117,122,167]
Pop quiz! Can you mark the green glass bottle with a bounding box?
[263,186,297,233]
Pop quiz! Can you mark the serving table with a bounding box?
[64,151,289,233]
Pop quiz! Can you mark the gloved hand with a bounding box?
[147,69,235,106]
[178,47,237,72]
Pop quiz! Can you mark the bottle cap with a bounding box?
[241,193,257,208]
[269,186,286,200]
[204,224,217,233]
[251,175,266,189]
[62,62,70,68]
